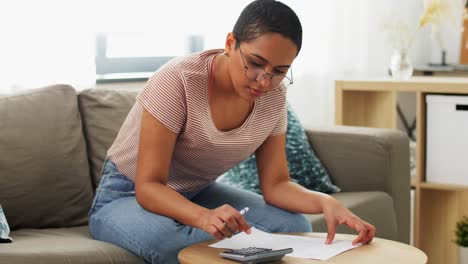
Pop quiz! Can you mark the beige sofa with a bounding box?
[0,84,410,263]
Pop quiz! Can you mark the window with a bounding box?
[95,32,204,83]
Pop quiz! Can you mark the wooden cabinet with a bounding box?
[461,18,468,65]
[335,77,468,264]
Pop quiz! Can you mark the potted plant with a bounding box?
[455,216,468,263]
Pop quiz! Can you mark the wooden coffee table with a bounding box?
[178,233,427,264]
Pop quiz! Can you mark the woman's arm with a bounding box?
[255,133,328,213]
[135,109,250,239]
[255,133,375,244]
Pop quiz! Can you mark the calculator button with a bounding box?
[229,247,272,256]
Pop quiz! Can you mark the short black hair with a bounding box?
[232,0,302,55]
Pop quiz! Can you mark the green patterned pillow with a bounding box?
[220,103,341,194]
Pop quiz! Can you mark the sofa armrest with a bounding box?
[305,125,410,244]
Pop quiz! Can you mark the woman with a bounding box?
[88,0,376,263]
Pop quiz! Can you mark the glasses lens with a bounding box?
[271,76,286,88]
[245,68,291,89]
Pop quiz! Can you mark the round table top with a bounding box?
[178,232,427,264]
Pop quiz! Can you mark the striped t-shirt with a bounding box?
[107,49,287,192]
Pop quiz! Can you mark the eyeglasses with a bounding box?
[238,45,293,90]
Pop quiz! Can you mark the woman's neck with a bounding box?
[212,53,238,99]
[210,52,254,111]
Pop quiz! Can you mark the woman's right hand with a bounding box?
[196,204,251,240]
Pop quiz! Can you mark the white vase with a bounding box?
[389,49,413,80]
[460,246,468,264]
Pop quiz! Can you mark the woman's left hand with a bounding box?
[321,196,376,245]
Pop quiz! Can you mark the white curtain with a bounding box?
[283,0,429,127]
[0,0,431,126]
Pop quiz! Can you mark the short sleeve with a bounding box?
[270,100,287,136]
[136,65,187,134]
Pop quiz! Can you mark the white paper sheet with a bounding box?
[209,227,362,260]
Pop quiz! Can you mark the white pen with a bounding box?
[239,207,249,215]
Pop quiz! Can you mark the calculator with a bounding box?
[219,247,293,263]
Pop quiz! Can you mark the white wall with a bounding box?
[428,19,464,64]
[5,0,462,128]
[94,0,436,129]
[282,0,431,128]
[284,0,465,128]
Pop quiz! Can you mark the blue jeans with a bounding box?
[88,159,312,264]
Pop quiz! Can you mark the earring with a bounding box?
[223,51,230,57]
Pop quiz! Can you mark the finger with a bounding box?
[224,222,234,235]
[355,219,373,239]
[235,216,251,234]
[215,218,233,238]
[363,222,376,244]
[232,210,251,234]
[210,225,224,240]
[219,206,240,234]
[364,228,375,244]
[350,220,367,245]
[222,212,239,235]
[243,223,252,234]
[352,230,367,245]
[369,226,376,243]
[326,220,337,244]
[353,222,368,245]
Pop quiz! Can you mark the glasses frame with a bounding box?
[237,44,293,90]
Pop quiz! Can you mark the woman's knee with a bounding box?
[90,214,185,264]
[88,198,188,264]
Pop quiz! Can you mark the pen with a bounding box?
[239,207,249,216]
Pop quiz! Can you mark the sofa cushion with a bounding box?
[0,85,94,229]
[0,226,144,264]
[306,191,398,241]
[78,89,138,188]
